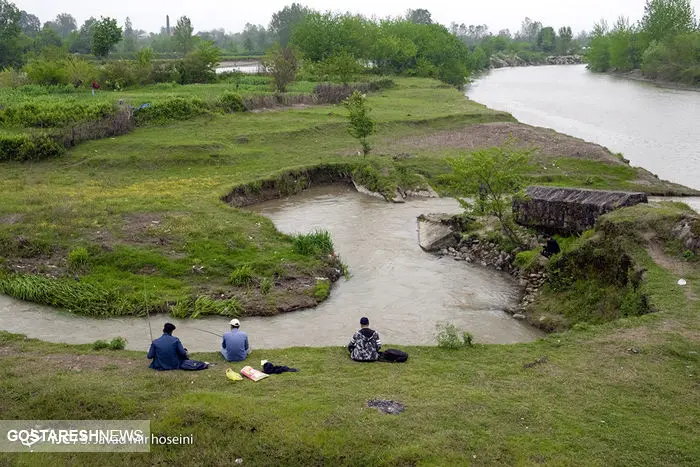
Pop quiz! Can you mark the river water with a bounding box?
[468,64,700,190]
[0,186,543,351]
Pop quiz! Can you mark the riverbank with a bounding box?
[606,68,700,92]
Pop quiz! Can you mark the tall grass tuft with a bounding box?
[292,230,334,257]
[436,321,473,349]
[68,247,89,269]
[229,265,255,286]
[171,295,242,319]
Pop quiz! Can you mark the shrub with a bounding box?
[109,337,127,350]
[262,44,298,92]
[436,321,473,349]
[0,101,115,128]
[292,230,334,256]
[514,249,541,273]
[0,133,65,162]
[229,265,255,286]
[343,90,375,156]
[313,83,353,104]
[132,97,208,125]
[99,60,137,90]
[92,340,109,350]
[217,92,246,113]
[68,247,89,269]
[24,59,69,86]
[0,68,29,88]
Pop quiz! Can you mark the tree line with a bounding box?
[587,0,699,84]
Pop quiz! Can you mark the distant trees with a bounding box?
[642,0,696,43]
[407,8,432,25]
[122,17,137,53]
[174,16,194,55]
[586,0,699,84]
[50,13,77,39]
[557,26,573,54]
[19,10,40,37]
[91,17,122,58]
[269,3,311,46]
[0,0,22,68]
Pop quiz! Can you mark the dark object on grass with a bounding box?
[523,355,548,369]
[262,362,299,374]
[541,235,561,258]
[367,399,405,415]
[180,360,209,371]
[378,349,408,363]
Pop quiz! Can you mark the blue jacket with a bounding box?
[221,329,250,362]
[148,333,187,370]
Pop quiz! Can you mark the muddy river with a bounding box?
[468,65,700,190]
[0,186,544,351]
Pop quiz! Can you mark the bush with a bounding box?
[514,249,541,273]
[292,230,334,256]
[132,97,209,125]
[229,265,255,286]
[92,340,109,350]
[0,101,116,128]
[641,32,700,85]
[436,322,473,349]
[68,247,89,269]
[99,60,137,90]
[109,337,127,350]
[0,68,29,88]
[24,59,69,86]
[0,133,65,162]
[217,92,246,113]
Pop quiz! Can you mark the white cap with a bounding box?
[230,318,240,327]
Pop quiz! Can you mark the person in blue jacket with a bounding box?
[221,318,250,362]
[147,323,188,370]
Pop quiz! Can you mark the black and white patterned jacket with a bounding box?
[347,328,382,361]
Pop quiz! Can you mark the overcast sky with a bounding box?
[13,0,700,35]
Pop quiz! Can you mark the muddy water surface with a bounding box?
[0,186,544,351]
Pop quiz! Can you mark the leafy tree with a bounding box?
[642,0,696,43]
[0,0,22,68]
[174,16,194,55]
[269,3,311,46]
[407,8,432,25]
[177,40,221,84]
[448,146,531,246]
[91,17,122,58]
[122,17,137,53]
[557,26,573,54]
[343,90,375,156]
[608,17,638,71]
[19,10,40,37]
[69,17,96,54]
[262,43,298,92]
[320,51,363,83]
[516,17,542,43]
[35,24,63,51]
[537,26,556,53]
[52,13,77,38]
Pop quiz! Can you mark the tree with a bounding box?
[642,0,696,43]
[174,16,194,55]
[448,146,531,247]
[0,0,22,68]
[19,10,40,37]
[35,24,63,51]
[52,13,77,38]
[407,8,432,25]
[69,17,96,54]
[537,26,556,53]
[343,91,375,156]
[262,43,298,92]
[269,3,311,46]
[557,26,573,54]
[91,17,122,58]
[123,17,137,53]
[516,17,542,43]
[320,51,363,84]
[176,40,221,84]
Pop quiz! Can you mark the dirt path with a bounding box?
[645,239,697,301]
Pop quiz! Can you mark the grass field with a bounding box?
[1,77,699,465]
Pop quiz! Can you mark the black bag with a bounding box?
[378,349,408,363]
[180,359,209,371]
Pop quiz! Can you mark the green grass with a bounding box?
[0,78,699,465]
[0,77,693,318]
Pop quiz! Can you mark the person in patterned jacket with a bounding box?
[347,317,382,362]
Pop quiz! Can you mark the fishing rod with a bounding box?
[144,280,153,342]
[191,327,223,338]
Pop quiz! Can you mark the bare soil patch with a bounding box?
[383,122,621,163]
[0,214,24,225]
[645,238,697,301]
